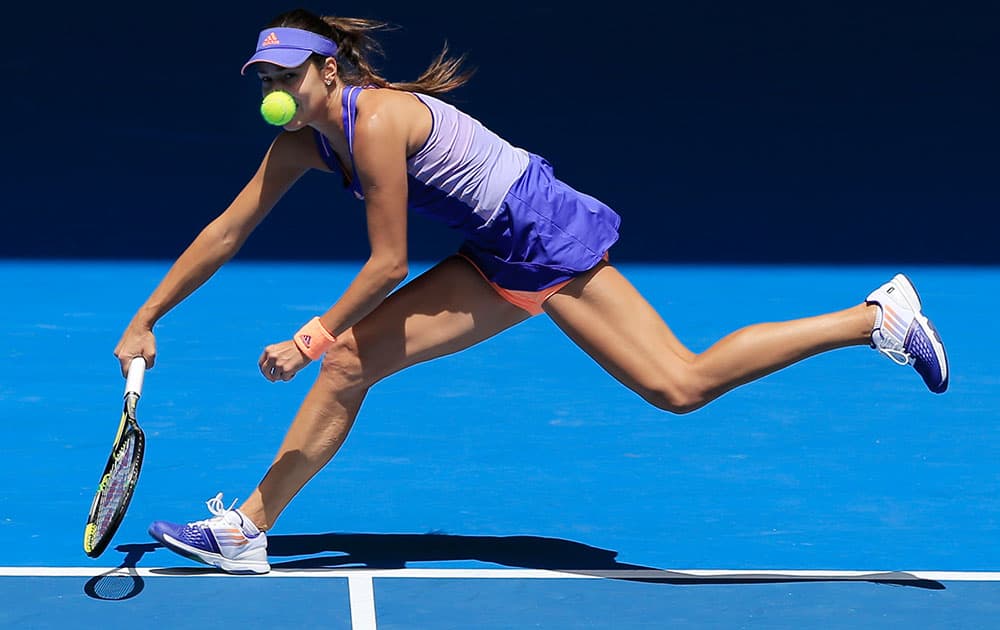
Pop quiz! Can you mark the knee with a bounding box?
[316,330,368,390]
[642,376,708,415]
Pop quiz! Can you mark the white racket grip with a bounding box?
[125,356,147,397]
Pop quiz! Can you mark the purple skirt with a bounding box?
[458,154,621,291]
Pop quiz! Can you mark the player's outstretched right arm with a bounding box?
[114,130,317,375]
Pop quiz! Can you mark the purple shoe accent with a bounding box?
[905,320,949,394]
[149,520,221,555]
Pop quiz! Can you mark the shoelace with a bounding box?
[187,492,240,528]
[879,347,912,366]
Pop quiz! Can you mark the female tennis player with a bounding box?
[114,8,949,574]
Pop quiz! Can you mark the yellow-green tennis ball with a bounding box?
[260,91,296,126]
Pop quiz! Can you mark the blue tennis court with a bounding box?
[3,261,998,628]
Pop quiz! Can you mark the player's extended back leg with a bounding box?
[543,261,884,413]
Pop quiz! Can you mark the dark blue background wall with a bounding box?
[4,1,997,263]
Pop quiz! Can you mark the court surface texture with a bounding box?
[3,261,997,628]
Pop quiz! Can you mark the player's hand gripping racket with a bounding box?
[83,357,147,558]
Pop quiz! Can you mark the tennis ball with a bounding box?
[260,91,296,126]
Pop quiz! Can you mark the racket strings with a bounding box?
[93,434,138,536]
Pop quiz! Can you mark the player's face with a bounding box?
[255,61,326,129]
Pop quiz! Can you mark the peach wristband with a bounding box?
[293,317,337,360]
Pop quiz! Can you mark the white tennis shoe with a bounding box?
[866,273,949,393]
[148,493,270,574]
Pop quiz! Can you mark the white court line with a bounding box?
[347,574,377,630]
[3,567,1000,581]
[7,569,1000,630]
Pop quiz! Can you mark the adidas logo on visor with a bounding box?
[262,32,280,46]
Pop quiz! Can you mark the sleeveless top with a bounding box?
[312,86,621,291]
[313,86,529,232]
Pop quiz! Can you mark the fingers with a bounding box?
[116,353,154,377]
[258,341,309,383]
[260,361,287,382]
[115,326,157,376]
[258,348,276,381]
[259,358,294,382]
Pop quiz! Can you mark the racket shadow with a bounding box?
[83,542,161,601]
[264,532,945,590]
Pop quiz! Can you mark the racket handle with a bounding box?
[125,356,147,397]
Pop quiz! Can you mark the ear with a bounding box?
[322,57,338,85]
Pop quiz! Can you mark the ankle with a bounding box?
[866,302,881,331]
[233,509,262,536]
[236,503,269,533]
[860,302,880,344]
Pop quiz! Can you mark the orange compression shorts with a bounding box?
[456,252,609,316]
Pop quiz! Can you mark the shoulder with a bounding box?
[356,87,417,114]
[268,127,331,173]
[354,88,432,153]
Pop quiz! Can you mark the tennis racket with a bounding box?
[83,356,148,558]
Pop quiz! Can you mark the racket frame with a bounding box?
[83,357,147,558]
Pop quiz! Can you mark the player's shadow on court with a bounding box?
[262,532,943,590]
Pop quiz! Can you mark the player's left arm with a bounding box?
[316,95,411,336]
[258,93,411,381]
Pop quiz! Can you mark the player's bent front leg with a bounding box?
[242,256,529,527]
[149,257,529,573]
[543,261,878,414]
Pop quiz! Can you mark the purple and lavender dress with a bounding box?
[313,86,621,292]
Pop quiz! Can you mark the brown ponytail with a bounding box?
[265,9,474,97]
